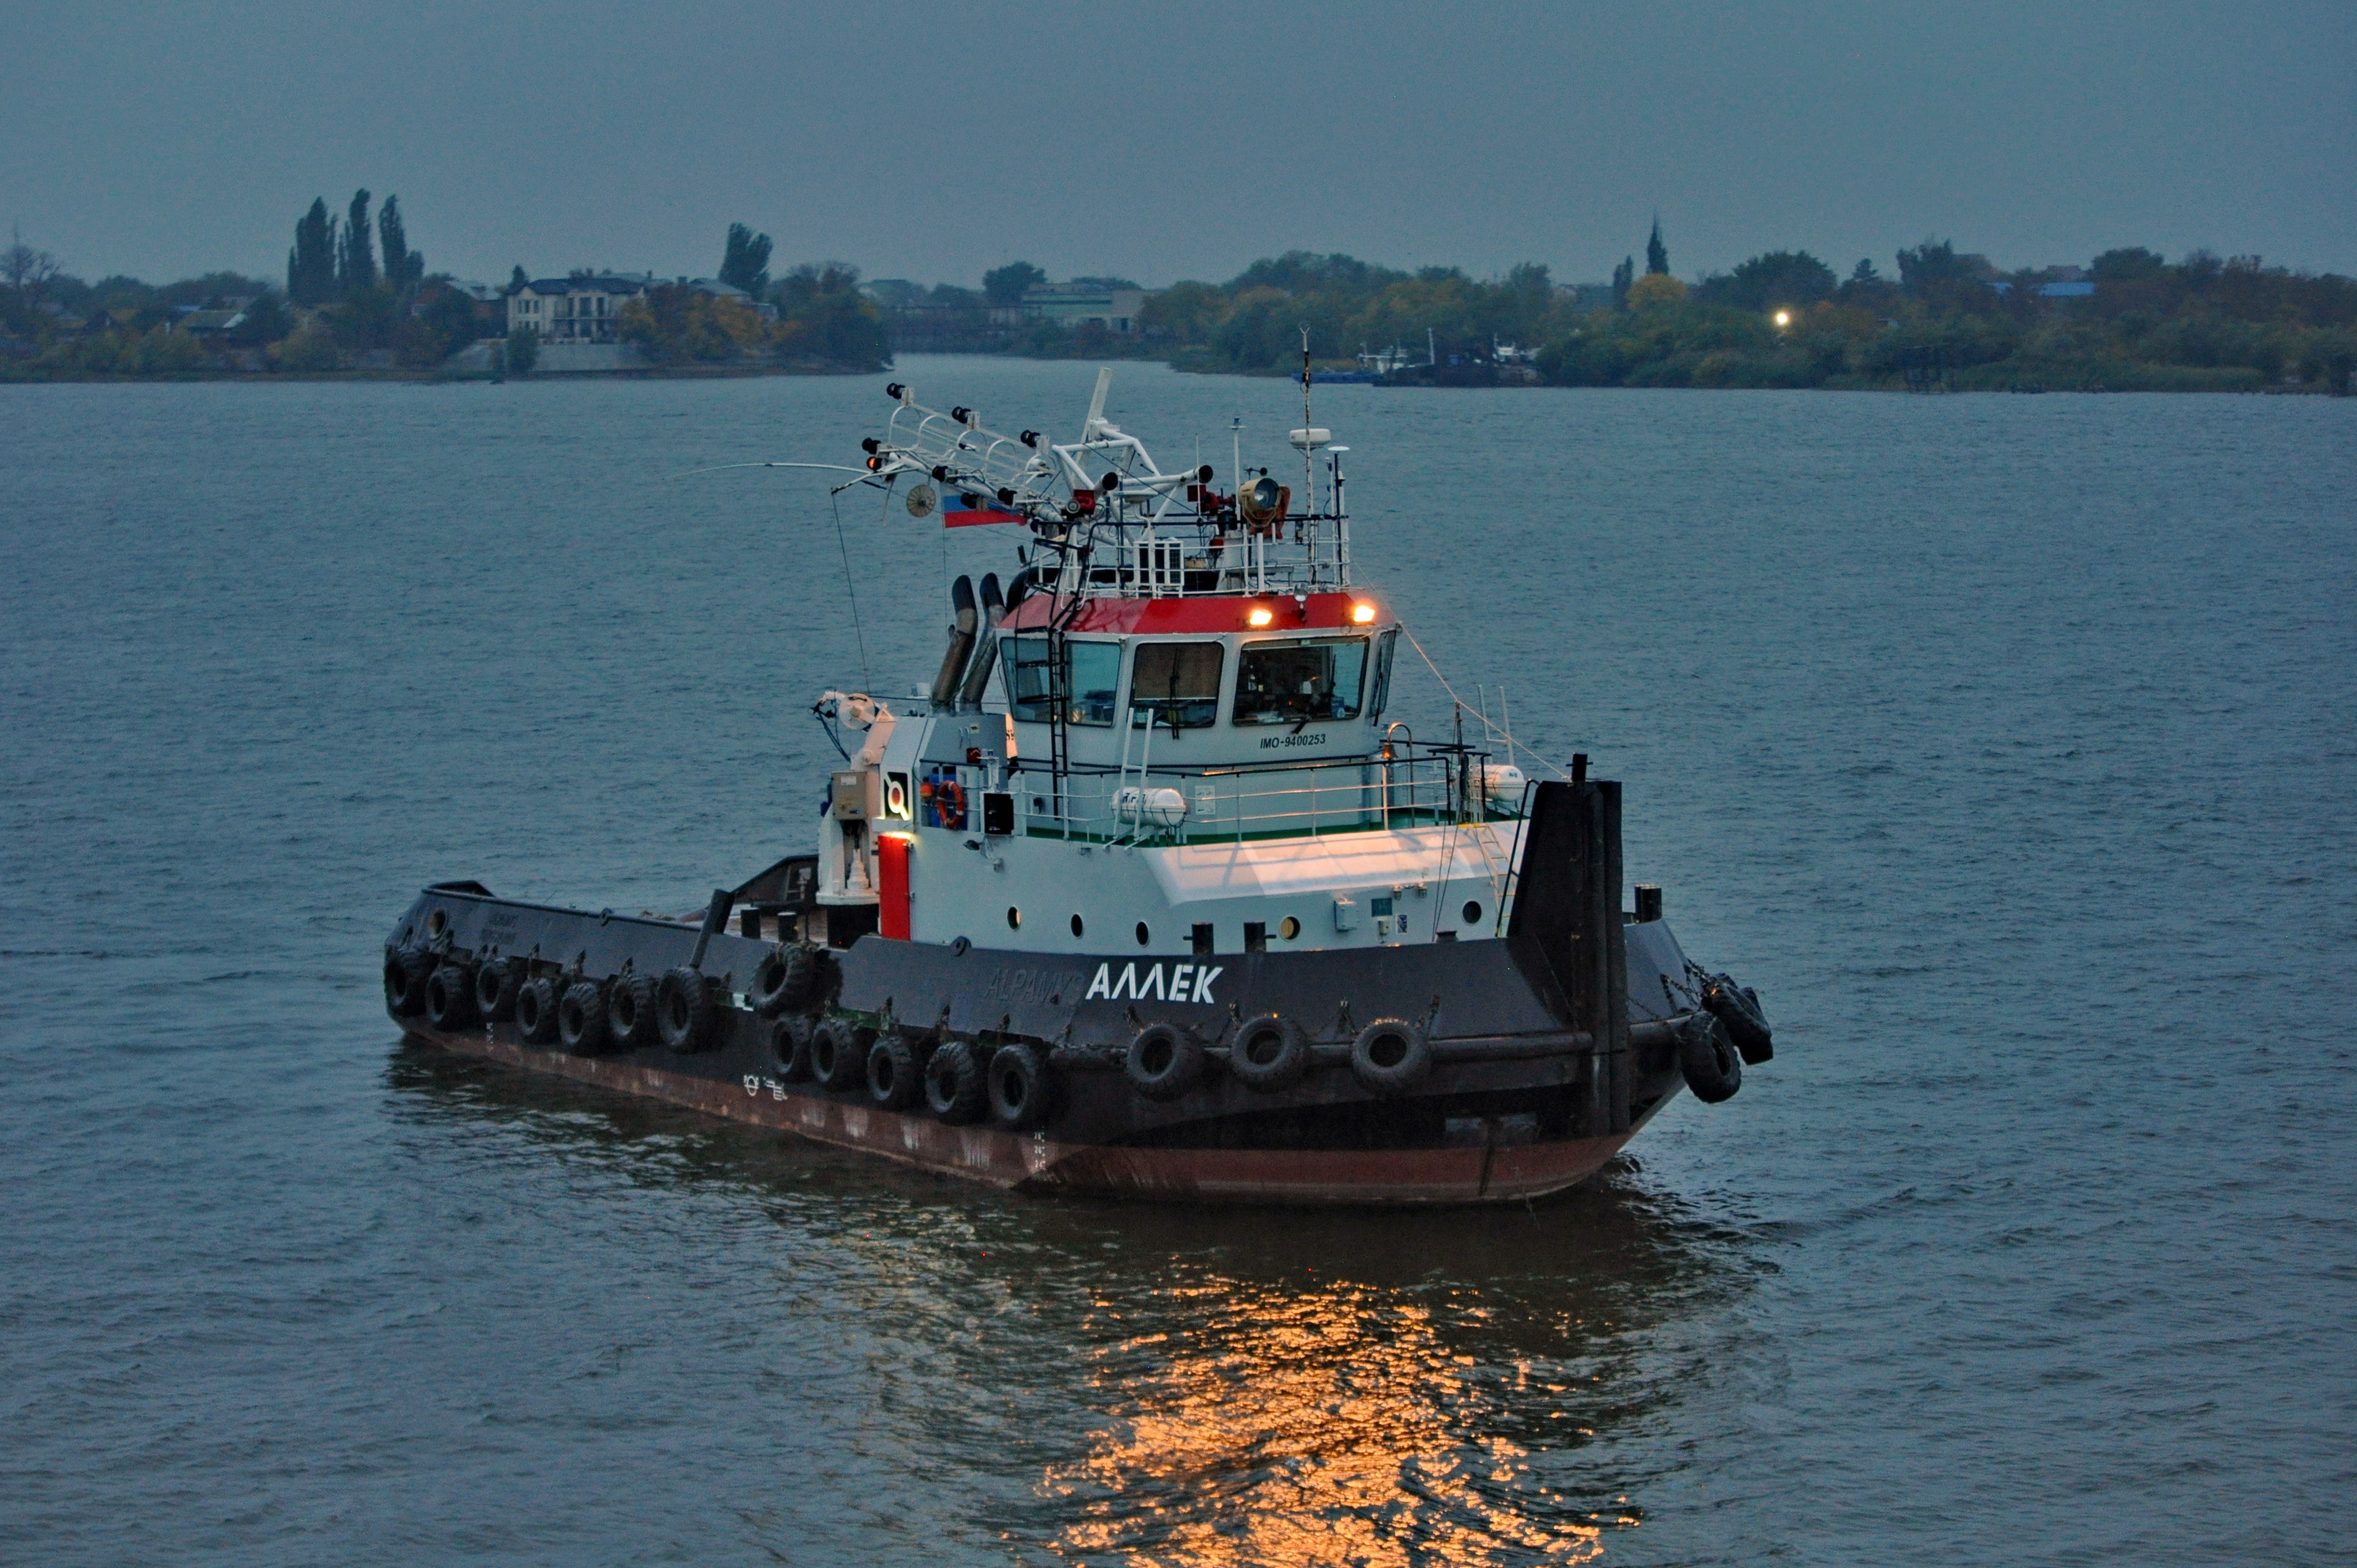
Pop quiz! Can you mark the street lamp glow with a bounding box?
[1773,309,1793,328]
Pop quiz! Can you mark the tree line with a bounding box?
[9,210,2352,390]
[2,207,885,379]
[886,225,2352,392]
[1120,228,2355,392]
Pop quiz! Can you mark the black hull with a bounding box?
[380,781,1722,1204]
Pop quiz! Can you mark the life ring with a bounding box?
[1124,1023,1203,1101]
[656,968,716,1052]
[809,1018,870,1090]
[557,980,610,1056]
[1349,1018,1432,1095]
[608,971,659,1050]
[1677,1012,1742,1104]
[473,958,523,1022]
[424,964,477,1030]
[924,1039,985,1123]
[514,975,561,1045]
[866,1034,922,1110]
[1228,1014,1310,1092]
[987,1041,1054,1129]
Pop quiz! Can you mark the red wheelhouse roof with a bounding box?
[998,591,1381,635]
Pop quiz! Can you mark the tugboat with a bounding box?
[382,372,1776,1204]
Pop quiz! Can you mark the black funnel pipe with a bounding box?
[957,573,1006,707]
[929,575,978,709]
[1000,563,1046,620]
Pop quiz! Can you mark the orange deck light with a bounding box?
[1351,602,1377,624]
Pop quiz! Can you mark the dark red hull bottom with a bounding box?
[406,1024,1641,1206]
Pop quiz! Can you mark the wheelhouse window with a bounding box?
[1232,637,1369,726]
[1366,628,1399,720]
[1003,636,1121,726]
[1129,641,1223,730]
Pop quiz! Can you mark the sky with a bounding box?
[5,0,2352,290]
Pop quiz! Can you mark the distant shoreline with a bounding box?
[8,360,2335,394]
[0,361,879,386]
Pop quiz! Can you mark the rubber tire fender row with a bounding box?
[1348,1018,1432,1095]
[513,975,561,1045]
[473,957,523,1022]
[1678,1012,1743,1104]
[384,946,433,1016]
[987,1041,1054,1131]
[924,1039,986,1124]
[808,1018,870,1091]
[607,971,659,1051]
[770,1014,814,1081]
[1227,1013,1310,1093]
[424,965,478,1031]
[750,944,821,1018]
[656,967,716,1053]
[557,980,610,1057]
[867,1034,923,1111]
[1123,1022,1204,1102]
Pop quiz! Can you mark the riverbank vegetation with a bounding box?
[1,203,885,381]
[1111,236,2356,393]
[7,205,2350,391]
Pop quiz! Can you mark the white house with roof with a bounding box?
[507,276,654,343]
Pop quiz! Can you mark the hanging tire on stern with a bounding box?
[1678,1012,1742,1104]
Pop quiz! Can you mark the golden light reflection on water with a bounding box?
[1044,1276,1624,1566]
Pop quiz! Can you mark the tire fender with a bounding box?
[1124,1022,1204,1101]
[1678,1012,1743,1104]
[656,968,716,1053]
[924,1039,986,1124]
[1349,1018,1432,1095]
[1228,1013,1310,1093]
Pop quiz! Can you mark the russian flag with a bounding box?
[943,490,1026,527]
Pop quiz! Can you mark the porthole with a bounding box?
[1135,922,1151,946]
[1007,907,1022,930]
[1070,913,1085,938]
[1278,916,1300,940]
[1462,901,1482,925]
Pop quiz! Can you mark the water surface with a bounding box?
[2,364,2351,1564]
